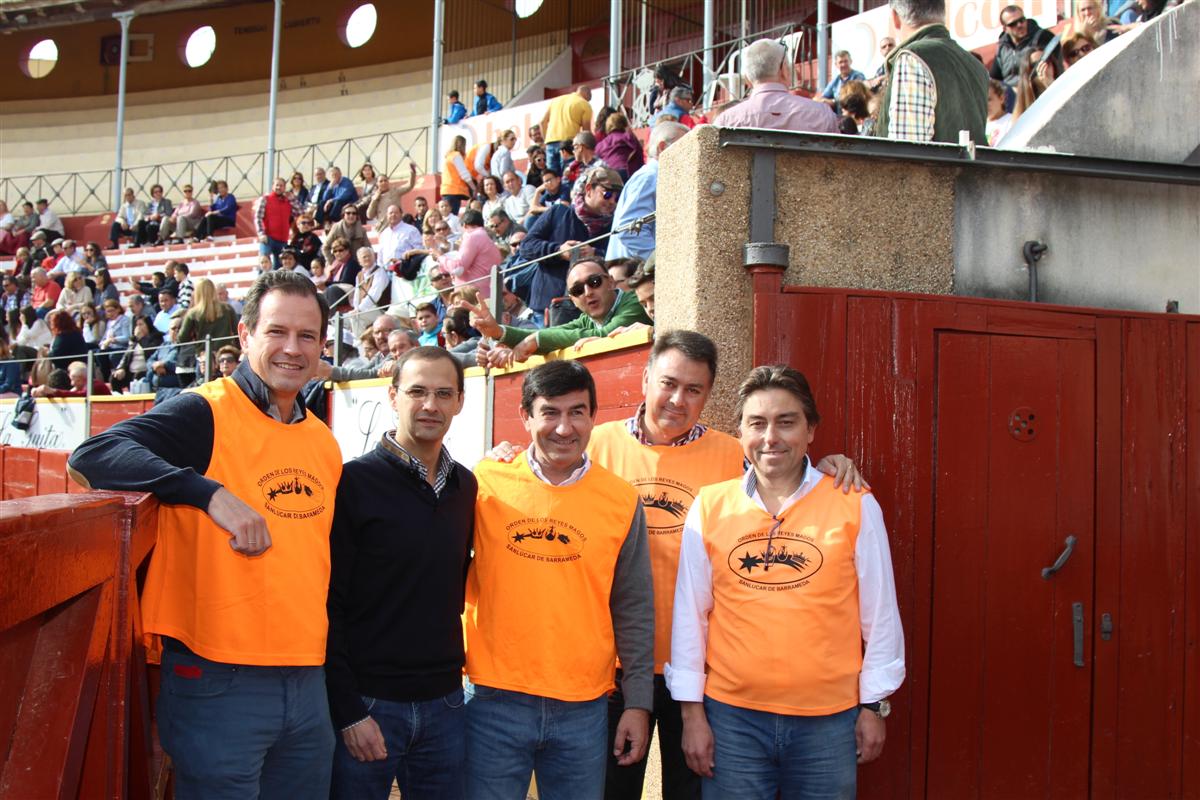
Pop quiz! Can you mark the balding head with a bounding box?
[577,85,592,99]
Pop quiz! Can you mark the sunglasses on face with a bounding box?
[568,273,606,297]
[431,273,450,282]
[436,226,450,233]
[332,247,347,254]
[1005,16,1027,27]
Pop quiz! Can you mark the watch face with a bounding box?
[879,699,892,718]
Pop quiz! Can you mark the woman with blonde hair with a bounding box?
[178,278,237,378]
[57,271,94,319]
[440,135,476,214]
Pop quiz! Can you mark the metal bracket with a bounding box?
[1072,602,1085,667]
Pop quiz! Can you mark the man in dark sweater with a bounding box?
[989,5,1055,88]
[325,346,477,800]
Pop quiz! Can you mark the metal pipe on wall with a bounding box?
[817,0,829,92]
[609,0,622,106]
[703,0,714,107]
[430,0,446,170]
[112,11,135,210]
[265,0,282,187]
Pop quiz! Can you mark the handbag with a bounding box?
[11,391,36,431]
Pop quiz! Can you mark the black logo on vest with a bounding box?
[727,530,823,591]
[258,467,327,519]
[505,517,586,563]
[632,477,695,536]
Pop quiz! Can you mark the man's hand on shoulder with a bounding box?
[207,487,272,556]
[815,454,870,493]
[484,441,524,463]
[613,707,651,766]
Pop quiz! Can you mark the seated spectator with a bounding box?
[111,315,163,393]
[990,5,1055,88]
[1064,0,1118,45]
[444,89,468,124]
[413,302,442,346]
[57,272,93,318]
[716,39,840,132]
[606,259,639,290]
[820,50,867,106]
[97,298,133,374]
[136,184,173,246]
[626,257,655,321]
[1012,48,1058,121]
[412,196,430,227]
[866,37,897,91]
[78,304,103,347]
[159,185,204,243]
[322,205,371,263]
[28,231,53,269]
[470,256,650,368]
[110,188,145,248]
[215,344,242,379]
[528,168,570,220]
[518,166,623,316]
[2,275,30,338]
[289,171,310,207]
[490,129,518,179]
[352,246,391,335]
[838,81,873,134]
[499,282,540,330]
[15,306,51,352]
[379,329,419,376]
[53,239,89,280]
[279,248,308,279]
[437,199,463,236]
[83,243,108,274]
[314,314,400,381]
[47,310,89,371]
[353,163,379,215]
[325,236,361,301]
[441,307,481,366]
[471,79,503,115]
[594,113,645,180]
[153,288,183,334]
[175,262,195,309]
[653,86,698,127]
[564,131,606,188]
[309,167,331,226]
[0,201,27,256]
[0,335,21,396]
[439,209,501,299]
[486,210,525,259]
[986,79,1015,145]
[607,122,688,262]
[30,268,61,319]
[323,167,359,225]
[31,361,111,398]
[1112,0,1165,30]
[194,181,238,241]
[14,201,41,241]
[525,146,547,187]
[366,164,419,227]
[481,175,507,221]
[216,284,242,317]
[36,199,65,242]
[501,171,536,224]
[289,213,323,268]
[149,316,185,390]
[1061,32,1099,69]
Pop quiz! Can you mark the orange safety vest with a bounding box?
[464,143,492,182]
[441,151,470,197]
[587,421,744,671]
[140,377,343,666]
[697,476,864,715]
[465,452,639,701]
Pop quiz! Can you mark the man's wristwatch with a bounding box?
[861,699,891,718]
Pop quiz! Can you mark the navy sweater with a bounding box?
[518,203,610,314]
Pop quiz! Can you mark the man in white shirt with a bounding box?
[489,129,519,180]
[666,364,904,799]
[376,204,423,269]
[53,239,89,278]
[500,171,535,225]
[36,198,65,240]
[352,247,390,335]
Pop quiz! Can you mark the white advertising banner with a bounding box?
[0,397,89,451]
[830,0,1058,79]
[328,373,489,469]
[445,94,607,162]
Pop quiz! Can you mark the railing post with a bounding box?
[204,335,212,382]
[265,0,283,192]
[817,0,829,94]
[333,313,344,366]
[609,0,622,107]
[430,0,445,172]
[85,350,95,434]
[112,10,136,210]
[703,0,714,109]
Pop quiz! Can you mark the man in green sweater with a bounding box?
[469,257,651,369]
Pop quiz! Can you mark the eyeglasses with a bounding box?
[568,273,606,297]
[332,247,347,253]
[1065,44,1093,60]
[402,386,458,402]
[1004,16,1027,27]
[435,226,450,233]
[594,186,619,200]
[218,357,238,364]
[430,272,450,281]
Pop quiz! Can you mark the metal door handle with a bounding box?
[1041,535,1077,579]
[1072,602,1085,667]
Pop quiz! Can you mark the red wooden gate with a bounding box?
[750,270,1200,799]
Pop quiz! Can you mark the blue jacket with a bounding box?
[518,203,609,314]
[472,92,503,116]
[325,177,359,222]
[445,102,468,124]
[210,193,238,220]
[0,360,21,395]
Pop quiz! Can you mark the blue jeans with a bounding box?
[465,683,608,800]
[259,236,287,270]
[157,642,335,800]
[330,687,466,800]
[702,697,857,800]
[545,140,567,174]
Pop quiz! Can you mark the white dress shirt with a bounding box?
[665,461,905,706]
[377,220,423,266]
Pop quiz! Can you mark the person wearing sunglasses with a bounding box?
[322,204,370,265]
[669,365,902,798]
[518,166,625,318]
[468,256,650,370]
[990,3,1055,88]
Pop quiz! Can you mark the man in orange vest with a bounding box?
[667,365,904,799]
[68,271,343,799]
[465,360,654,800]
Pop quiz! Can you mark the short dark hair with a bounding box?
[241,270,329,334]
[442,308,472,337]
[449,89,460,99]
[47,369,71,390]
[475,79,488,89]
[414,302,437,315]
[521,360,597,416]
[460,209,485,227]
[649,330,718,383]
[734,364,821,426]
[391,345,465,392]
[37,198,48,206]
[541,167,562,179]
[175,262,190,275]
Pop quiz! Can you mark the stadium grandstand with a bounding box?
[0,0,1197,797]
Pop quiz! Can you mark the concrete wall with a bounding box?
[657,127,1199,430]
[1001,0,1200,163]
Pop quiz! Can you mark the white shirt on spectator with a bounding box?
[490,145,515,181]
[377,220,423,267]
[443,212,463,236]
[39,208,65,235]
[502,186,536,223]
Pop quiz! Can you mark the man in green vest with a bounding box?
[875,0,989,144]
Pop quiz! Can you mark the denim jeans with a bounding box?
[702,697,857,800]
[545,140,567,174]
[605,672,699,800]
[157,642,335,800]
[259,236,287,270]
[465,683,608,800]
[330,687,466,800]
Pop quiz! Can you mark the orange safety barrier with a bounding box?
[0,491,163,799]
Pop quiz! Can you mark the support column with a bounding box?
[112,11,135,211]
[265,0,283,190]
[430,0,446,170]
[609,0,622,107]
[703,0,714,108]
[817,0,829,92]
